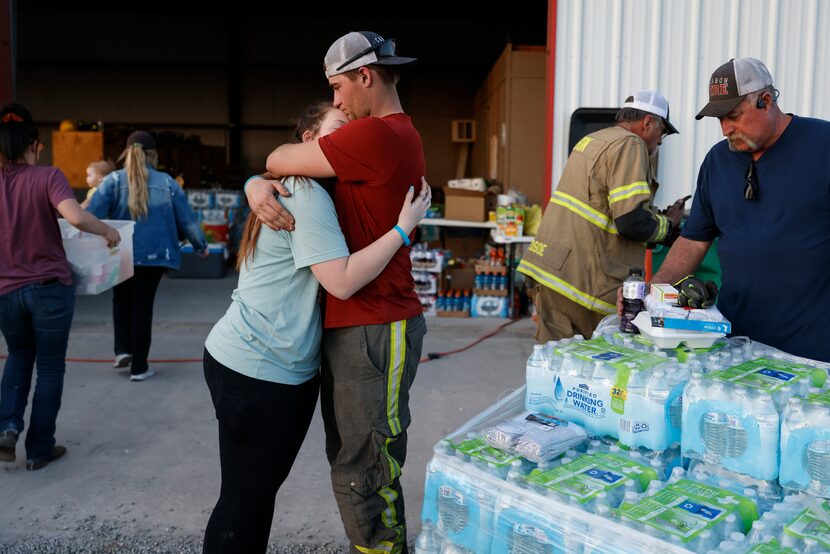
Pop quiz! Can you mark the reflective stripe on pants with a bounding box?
[321,315,427,554]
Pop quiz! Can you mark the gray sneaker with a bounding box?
[130,367,156,382]
[113,353,132,368]
[0,430,18,462]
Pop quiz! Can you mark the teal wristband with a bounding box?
[393,225,411,246]
[243,175,261,193]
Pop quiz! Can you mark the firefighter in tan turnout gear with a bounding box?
[519,90,689,342]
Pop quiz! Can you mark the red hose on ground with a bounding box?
[419,318,523,363]
[0,356,204,364]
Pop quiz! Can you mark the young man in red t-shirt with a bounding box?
[245,32,426,554]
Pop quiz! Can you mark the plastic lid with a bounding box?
[628,267,644,276]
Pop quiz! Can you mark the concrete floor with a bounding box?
[0,272,536,549]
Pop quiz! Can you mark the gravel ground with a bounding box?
[0,517,363,553]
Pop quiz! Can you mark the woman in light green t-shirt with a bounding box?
[202,102,431,553]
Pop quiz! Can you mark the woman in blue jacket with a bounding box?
[88,131,206,382]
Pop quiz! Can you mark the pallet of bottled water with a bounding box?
[525,334,693,452]
[682,353,828,483]
[719,494,830,553]
[418,387,696,553]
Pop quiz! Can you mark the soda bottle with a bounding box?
[620,267,646,333]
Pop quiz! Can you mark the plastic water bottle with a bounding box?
[806,438,830,493]
[526,345,551,411]
[754,392,781,478]
[527,345,549,376]
[461,291,471,314]
[441,489,471,534]
[435,292,445,312]
[414,521,442,554]
[620,267,646,333]
[702,411,727,460]
[725,388,749,459]
[641,369,671,449]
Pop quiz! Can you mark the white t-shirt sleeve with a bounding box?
[285,177,350,269]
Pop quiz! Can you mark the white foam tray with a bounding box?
[632,311,725,348]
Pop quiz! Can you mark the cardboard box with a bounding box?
[444,234,487,261]
[52,131,104,188]
[445,266,476,291]
[650,283,678,303]
[443,187,496,222]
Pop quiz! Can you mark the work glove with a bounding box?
[673,275,718,309]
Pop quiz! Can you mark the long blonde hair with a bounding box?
[118,143,158,220]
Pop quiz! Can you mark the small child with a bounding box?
[81,160,116,209]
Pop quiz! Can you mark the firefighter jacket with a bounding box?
[518,126,672,315]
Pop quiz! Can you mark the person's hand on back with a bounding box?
[245,176,296,232]
[396,177,432,234]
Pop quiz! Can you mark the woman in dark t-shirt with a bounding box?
[0,102,119,471]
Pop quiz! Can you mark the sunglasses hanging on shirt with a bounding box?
[744,159,758,201]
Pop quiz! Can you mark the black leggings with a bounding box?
[202,349,319,554]
[112,266,165,374]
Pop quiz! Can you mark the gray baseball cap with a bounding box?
[696,58,774,119]
[324,31,417,78]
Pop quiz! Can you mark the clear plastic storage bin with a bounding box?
[59,219,134,295]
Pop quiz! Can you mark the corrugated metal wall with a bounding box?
[551,0,830,206]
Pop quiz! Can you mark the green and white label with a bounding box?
[745,538,799,553]
[453,438,520,467]
[525,452,656,504]
[712,358,826,392]
[784,499,830,549]
[616,479,758,543]
[808,389,830,406]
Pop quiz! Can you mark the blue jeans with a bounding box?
[0,281,74,461]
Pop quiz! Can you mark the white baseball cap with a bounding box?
[622,90,679,135]
[324,31,417,78]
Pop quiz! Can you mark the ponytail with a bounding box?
[119,143,149,220]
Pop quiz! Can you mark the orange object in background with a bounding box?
[644,249,653,282]
[51,130,103,188]
[59,119,77,132]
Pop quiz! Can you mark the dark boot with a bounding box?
[0,430,18,462]
[26,445,67,471]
